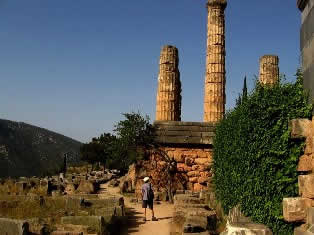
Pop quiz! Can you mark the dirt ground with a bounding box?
[107,184,174,235]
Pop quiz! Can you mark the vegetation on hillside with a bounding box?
[0,119,82,178]
[213,70,312,234]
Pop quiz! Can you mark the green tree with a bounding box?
[213,70,312,234]
[106,112,154,173]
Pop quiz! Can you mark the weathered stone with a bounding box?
[174,153,185,163]
[185,157,194,166]
[307,207,314,225]
[193,183,207,192]
[194,158,210,165]
[189,177,198,183]
[155,45,181,121]
[76,180,95,194]
[198,177,208,184]
[291,119,312,138]
[294,224,314,235]
[65,183,76,195]
[259,55,279,86]
[204,0,226,122]
[61,216,107,235]
[306,137,314,155]
[221,222,273,235]
[298,154,314,172]
[0,218,29,235]
[187,171,200,177]
[299,174,314,198]
[283,197,312,222]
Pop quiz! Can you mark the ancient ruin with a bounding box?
[155,45,182,121]
[204,0,227,123]
[259,55,280,86]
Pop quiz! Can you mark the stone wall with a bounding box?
[283,118,314,233]
[153,146,213,192]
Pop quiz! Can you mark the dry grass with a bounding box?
[0,196,89,225]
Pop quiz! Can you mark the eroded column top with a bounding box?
[207,0,227,9]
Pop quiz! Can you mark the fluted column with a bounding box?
[204,0,227,122]
[259,55,279,86]
[155,45,182,121]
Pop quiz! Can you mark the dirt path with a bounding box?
[106,184,174,235]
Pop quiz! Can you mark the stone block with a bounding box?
[290,119,311,138]
[306,137,314,155]
[194,183,207,192]
[51,231,83,235]
[174,194,204,205]
[294,224,314,235]
[185,157,194,166]
[174,152,185,163]
[283,197,312,222]
[187,171,200,177]
[221,222,272,235]
[198,177,208,184]
[189,177,198,183]
[61,216,107,235]
[0,218,29,235]
[76,180,95,194]
[194,158,210,166]
[298,155,314,172]
[299,174,314,198]
[65,183,76,195]
[307,207,314,224]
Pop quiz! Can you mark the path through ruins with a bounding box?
[105,183,174,235]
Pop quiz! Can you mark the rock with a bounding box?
[174,152,185,163]
[194,158,210,166]
[76,180,95,194]
[306,137,314,155]
[198,177,208,184]
[283,197,312,222]
[221,222,272,235]
[109,179,119,187]
[189,177,198,183]
[61,216,107,235]
[0,218,29,235]
[290,119,312,138]
[298,155,314,172]
[185,157,194,166]
[194,183,207,192]
[307,207,314,224]
[174,194,204,205]
[299,174,314,198]
[65,183,76,195]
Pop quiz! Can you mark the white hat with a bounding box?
[143,177,149,182]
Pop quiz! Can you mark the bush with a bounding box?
[213,71,312,234]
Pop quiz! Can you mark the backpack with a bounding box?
[148,183,154,200]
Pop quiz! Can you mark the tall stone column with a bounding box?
[259,55,279,86]
[204,0,227,123]
[155,45,182,121]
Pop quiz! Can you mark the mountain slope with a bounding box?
[0,119,82,178]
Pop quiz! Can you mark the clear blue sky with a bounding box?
[0,0,302,142]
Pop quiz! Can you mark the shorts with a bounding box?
[142,200,153,209]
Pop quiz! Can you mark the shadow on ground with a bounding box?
[121,207,146,234]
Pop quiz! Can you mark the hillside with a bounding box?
[0,119,82,178]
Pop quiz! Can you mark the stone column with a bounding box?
[259,55,279,86]
[156,45,182,121]
[204,0,227,122]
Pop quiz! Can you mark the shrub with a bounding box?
[213,71,312,234]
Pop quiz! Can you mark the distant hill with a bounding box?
[0,119,82,178]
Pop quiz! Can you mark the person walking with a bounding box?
[141,176,158,222]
